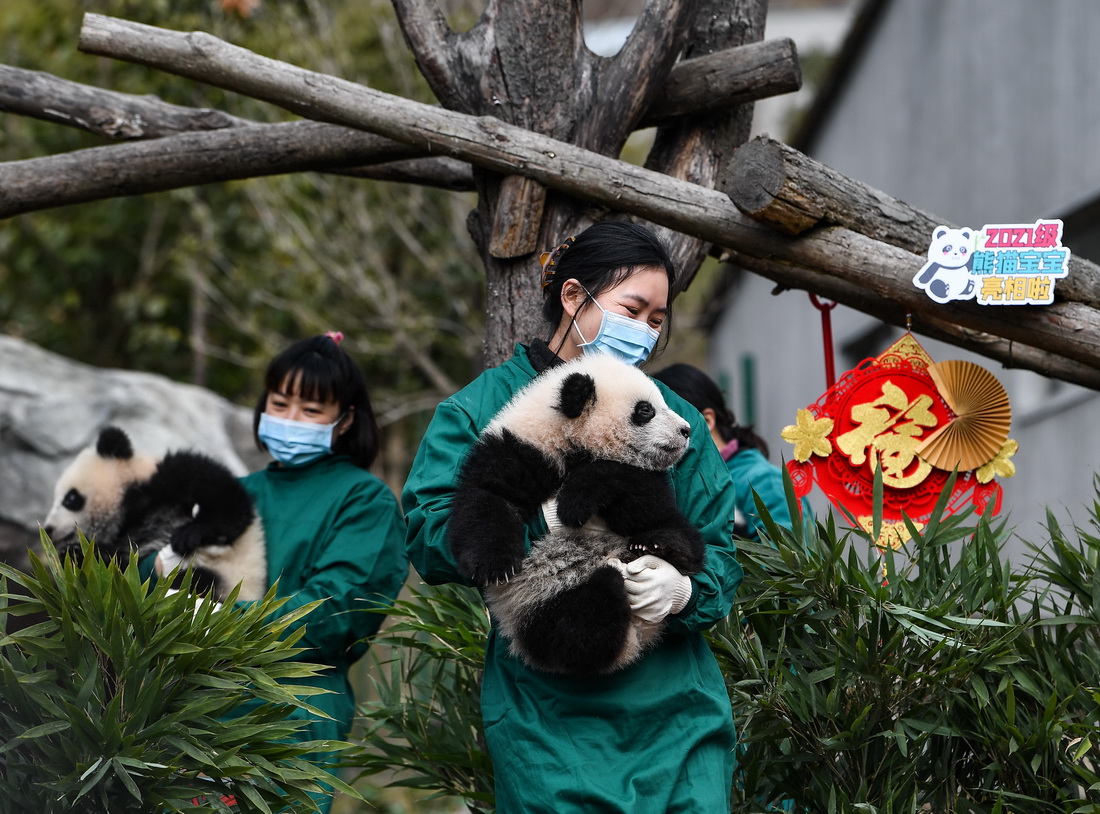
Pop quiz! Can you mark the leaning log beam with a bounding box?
[0,38,798,219]
[717,245,1100,391]
[1,37,798,144]
[727,134,1100,311]
[76,13,1100,390]
[0,63,251,137]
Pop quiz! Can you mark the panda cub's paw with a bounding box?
[455,545,525,588]
[170,520,206,555]
[626,527,705,575]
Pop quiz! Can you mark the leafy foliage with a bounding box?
[351,479,1100,814]
[714,475,1100,813]
[2,0,483,426]
[0,534,358,813]
[349,582,493,813]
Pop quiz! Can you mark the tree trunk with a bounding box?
[645,0,770,292]
[389,0,701,366]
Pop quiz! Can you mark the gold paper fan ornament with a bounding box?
[916,360,1012,471]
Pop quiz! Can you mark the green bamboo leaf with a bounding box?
[108,757,143,801]
[15,720,70,740]
[76,756,111,795]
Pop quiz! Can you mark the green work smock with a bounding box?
[726,447,812,543]
[240,454,409,751]
[403,344,743,814]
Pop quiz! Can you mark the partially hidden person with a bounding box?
[653,362,812,543]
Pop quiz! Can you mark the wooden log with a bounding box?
[0,42,795,220]
[641,37,800,127]
[728,134,947,247]
[0,121,470,218]
[2,36,800,139]
[0,63,251,137]
[489,176,547,259]
[73,14,1100,388]
[727,134,1100,310]
[718,246,1100,391]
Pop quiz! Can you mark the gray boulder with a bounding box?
[0,334,269,570]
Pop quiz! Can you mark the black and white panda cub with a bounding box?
[447,353,705,677]
[43,425,266,602]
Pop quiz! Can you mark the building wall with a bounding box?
[712,0,1100,553]
[811,0,1100,226]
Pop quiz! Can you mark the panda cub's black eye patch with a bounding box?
[632,401,656,425]
[62,488,86,512]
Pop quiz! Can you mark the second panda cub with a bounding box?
[44,425,266,603]
[447,354,705,677]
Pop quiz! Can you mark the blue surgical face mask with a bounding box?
[574,291,661,367]
[258,412,342,467]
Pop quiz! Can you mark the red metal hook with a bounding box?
[809,293,838,388]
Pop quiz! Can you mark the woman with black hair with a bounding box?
[243,332,408,812]
[653,362,809,542]
[404,222,742,813]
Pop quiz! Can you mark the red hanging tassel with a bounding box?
[809,293,838,388]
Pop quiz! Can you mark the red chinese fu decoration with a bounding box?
[782,333,1017,550]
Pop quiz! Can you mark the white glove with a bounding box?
[610,554,693,624]
[541,497,610,532]
[154,545,178,577]
[158,550,222,613]
[541,497,564,533]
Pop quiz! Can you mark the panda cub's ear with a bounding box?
[95,426,134,460]
[557,371,597,419]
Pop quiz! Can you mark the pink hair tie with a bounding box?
[325,331,345,345]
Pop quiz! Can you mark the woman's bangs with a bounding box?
[268,358,340,405]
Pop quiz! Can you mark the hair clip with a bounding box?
[540,236,576,289]
[325,330,345,345]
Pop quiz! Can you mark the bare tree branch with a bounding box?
[389,0,467,108]
[0,63,250,137]
[0,120,471,218]
[585,0,696,150]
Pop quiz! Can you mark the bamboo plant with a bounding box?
[0,535,359,813]
[353,476,1100,813]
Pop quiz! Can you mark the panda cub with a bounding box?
[447,354,705,677]
[43,425,266,602]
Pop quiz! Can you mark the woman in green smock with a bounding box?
[653,362,812,542]
[242,333,408,811]
[403,223,743,813]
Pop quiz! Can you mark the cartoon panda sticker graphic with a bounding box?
[914,226,977,304]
